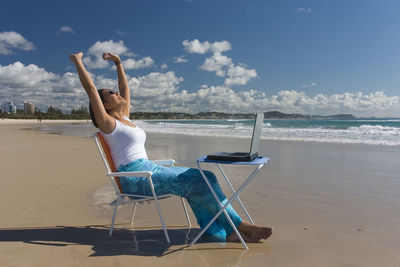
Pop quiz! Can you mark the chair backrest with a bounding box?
[94,132,123,193]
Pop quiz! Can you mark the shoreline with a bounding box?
[0,118,89,124]
[18,118,400,148]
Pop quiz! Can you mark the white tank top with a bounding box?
[101,116,148,168]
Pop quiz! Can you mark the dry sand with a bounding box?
[1,120,400,266]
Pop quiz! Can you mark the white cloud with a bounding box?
[185,39,257,86]
[174,55,188,63]
[1,61,399,117]
[0,62,58,89]
[297,7,312,13]
[129,71,184,97]
[225,65,257,86]
[161,63,168,70]
[123,57,154,70]
[199,52,257,85]
[87,40,134,57]
[257,90,400,117]
[57,26,75,34]
[115,30,127,36]
[83,40,135,69]
[83,40,154,71]
[211,41,232,54]
[0,31,35,55]
[53,72,82,93]
[200,52,232,76]
[0,62,88,110]
[83,55,108,69]
[301,82,317,88]
[125,75,400,116]
[129,84,248,113]
[183,39,231,54]
[93,74,119,90]
[183,39,209,54]
[147,89,400,117]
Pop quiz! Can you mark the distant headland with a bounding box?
[129,111,355,120]
[130,111,356,120]
[261,111,355,120]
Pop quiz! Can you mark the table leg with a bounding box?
[189,162,265,249]
[217,163,254,224]
[192,161,248,249]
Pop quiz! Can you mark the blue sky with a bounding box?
[1,0,400,116]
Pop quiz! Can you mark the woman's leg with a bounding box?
[186,198,230,241]
[185,169,272,242]
[177,168,242,237]
[118,159,242,240]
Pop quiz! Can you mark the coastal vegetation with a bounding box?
[0,106,355,120]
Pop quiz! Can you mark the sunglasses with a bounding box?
[105,90,118,95]
[99,90,118,102]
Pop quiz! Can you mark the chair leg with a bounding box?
[148,177,170,243]
[130,202,137,225]
[180,197,192,228]
[109,205,118,237]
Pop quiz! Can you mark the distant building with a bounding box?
[24,102,35,114]
[1,102,17,114]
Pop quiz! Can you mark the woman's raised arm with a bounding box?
[69,52,115,133]
[103,53,131,116]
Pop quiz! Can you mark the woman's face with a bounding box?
[100,89,126,111]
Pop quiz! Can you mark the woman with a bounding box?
[69,52,272,242]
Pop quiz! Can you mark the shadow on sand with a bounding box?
[0,224,217,257]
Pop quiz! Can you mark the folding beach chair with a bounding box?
[94,132,191,243]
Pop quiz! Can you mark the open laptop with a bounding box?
[206,113,264,162]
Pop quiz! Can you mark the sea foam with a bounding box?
[135,120,400,146]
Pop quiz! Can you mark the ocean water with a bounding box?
[36,118,400,146]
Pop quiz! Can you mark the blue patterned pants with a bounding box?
[118,158,242,241]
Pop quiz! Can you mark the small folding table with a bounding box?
[189,156,269,250]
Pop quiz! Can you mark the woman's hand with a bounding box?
[102,52,121,64]
[69,52,83,62]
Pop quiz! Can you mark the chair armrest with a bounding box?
[107,171,152,178]
[152,159,175,166]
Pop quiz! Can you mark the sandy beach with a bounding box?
[1,120,400,266]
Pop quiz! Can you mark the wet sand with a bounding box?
[1,120,400,266]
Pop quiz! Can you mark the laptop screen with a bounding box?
[249,113,264,156]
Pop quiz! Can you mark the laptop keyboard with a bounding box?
[230,152,249,156]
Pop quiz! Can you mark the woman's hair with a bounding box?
[89,89,106,128]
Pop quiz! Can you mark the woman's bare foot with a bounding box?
[226,222,272,243]
[226,230,261,243]
[237,221,273,240]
